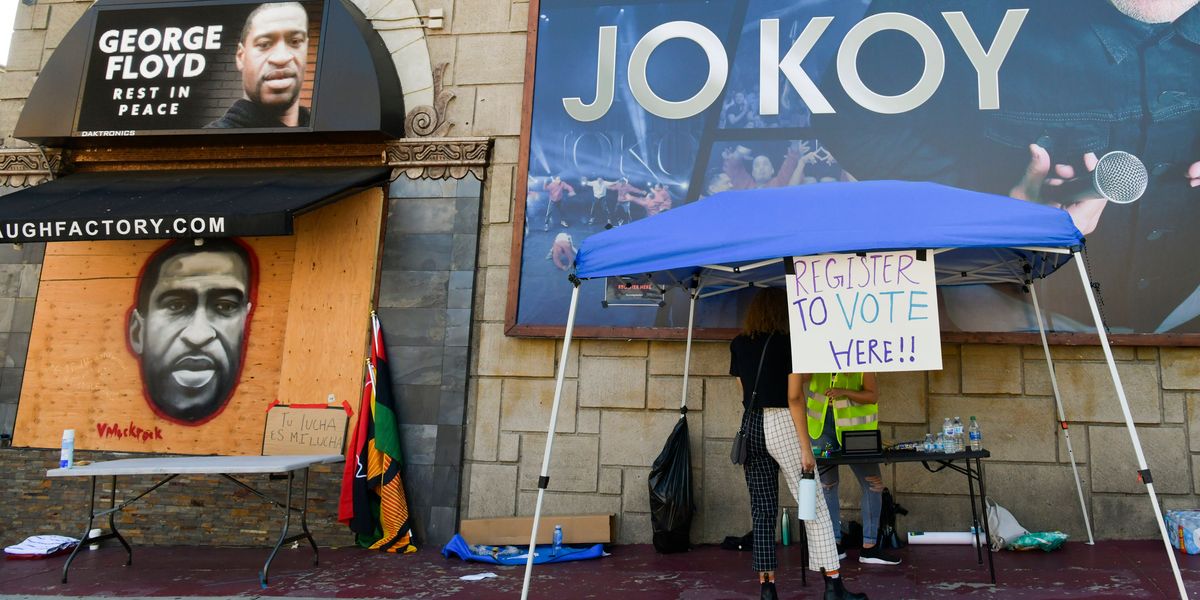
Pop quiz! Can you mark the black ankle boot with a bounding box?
[760,581,778,600]
[823,575,868,600]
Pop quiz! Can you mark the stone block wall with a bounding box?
[461,339,1200,544]
[1,0,91,149]
[0,0,70,434]
[380,174,482,547]
[0,189,43,440]
[432,0,1200,545]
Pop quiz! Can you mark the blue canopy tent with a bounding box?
[519,181,1187,600]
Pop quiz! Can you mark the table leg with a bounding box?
[108,475,132,564]
[976,458,996,584]
[260,470,296,587]
[61,476,97,583]
[965,459,982,565]
[301,467,318,565]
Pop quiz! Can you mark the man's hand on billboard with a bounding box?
[1010,144,1106,235]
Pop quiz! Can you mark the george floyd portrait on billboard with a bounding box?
[76,0,324,135]
[127,238,258,425]
[512,0,1200,340]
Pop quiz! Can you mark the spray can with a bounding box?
[797,471,818,520]
[59,429,75,469]
[781,509,792,546]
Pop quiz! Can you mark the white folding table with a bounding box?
[47,454,343,587]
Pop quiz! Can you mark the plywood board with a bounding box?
[15,237,295,454]
[276,189,384,414]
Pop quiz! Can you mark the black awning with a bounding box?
[0,167,389,243]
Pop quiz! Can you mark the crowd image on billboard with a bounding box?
[703,140,846,196]
[515,0,1200,337]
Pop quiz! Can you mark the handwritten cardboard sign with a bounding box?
[785,251,942,373]
[262,406,348,456]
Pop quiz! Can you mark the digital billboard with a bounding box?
[76,0,324,136]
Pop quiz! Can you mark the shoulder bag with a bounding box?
[730,333,773,465]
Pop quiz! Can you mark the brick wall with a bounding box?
[0,448,352,548]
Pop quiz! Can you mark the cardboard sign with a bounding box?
[262,406,347,455]
[785,251,942,373]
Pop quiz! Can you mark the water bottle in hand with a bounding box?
[797,472,818,520]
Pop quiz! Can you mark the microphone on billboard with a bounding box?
[1046,151,1147,205]
[1043,150,1149,205]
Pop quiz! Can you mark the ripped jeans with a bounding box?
[814,429,883,546]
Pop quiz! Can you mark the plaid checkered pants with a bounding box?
[744,407,840,573]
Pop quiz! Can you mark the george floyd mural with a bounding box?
[12,188,386,454]
[511,0,1200,338]
[127,239,258,425]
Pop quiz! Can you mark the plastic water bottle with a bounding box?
[781,509,792,546]
[59,429,75,469]
[923,433,934,453]
[941,418,955,453]
[552,525,563,557]
[953,416,964,451]
[797,472,818,520]
[969,416,983,451]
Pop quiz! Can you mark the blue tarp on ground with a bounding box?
[441,534,606,565]
[573,180,1084,285]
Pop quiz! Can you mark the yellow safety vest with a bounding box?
[805,372,878,444]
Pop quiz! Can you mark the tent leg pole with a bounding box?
[679,288,698,413]
[1028,283,1094,545]
[1074,254,1187,599]
[520,282,582,600]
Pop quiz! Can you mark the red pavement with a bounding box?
[1,540,1198,599]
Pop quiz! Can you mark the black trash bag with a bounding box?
[648,415,694,553]
[720,530,754,551]
[878,487,908,549]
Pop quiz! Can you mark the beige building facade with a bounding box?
[2,0,1199,549]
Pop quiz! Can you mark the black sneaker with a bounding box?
[836,541,847,560]
[859,544,901,565]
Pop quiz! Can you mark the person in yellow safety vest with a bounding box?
[803,372,901,566]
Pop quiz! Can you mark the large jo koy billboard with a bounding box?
[511,0,1200,339]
